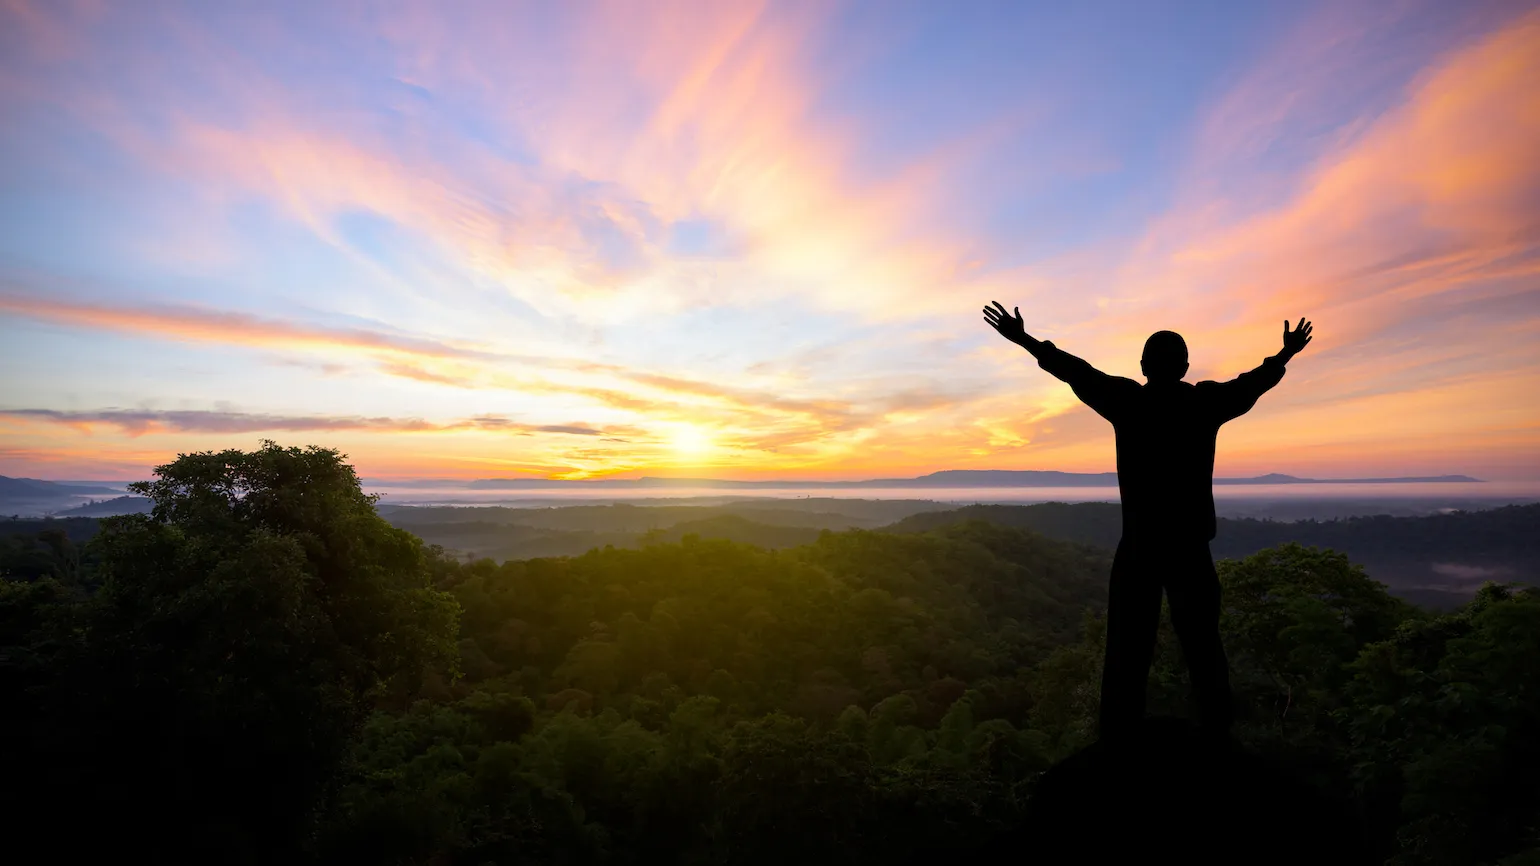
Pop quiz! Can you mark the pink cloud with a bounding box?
[0,407,617,438]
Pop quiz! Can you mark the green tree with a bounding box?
[10,442,459,864]
[713,714,873,864]
[1341,584,1540,865]
[1219,543,1407,737]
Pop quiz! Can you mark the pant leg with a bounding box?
[1164,543,1233,733]
[1098,537,1164,740]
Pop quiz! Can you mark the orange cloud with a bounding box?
[0,290,879,438]
[986,10,1540,480]
[1111,10,1540,342]
[999,17,1537,337]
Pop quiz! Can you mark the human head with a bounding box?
[1141,330,1189,382]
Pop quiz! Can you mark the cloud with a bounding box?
[374,361,473,387]
[0,292,497,361]
[1039,9,1540,392]
[0,289,896,431]
[0,408,622,438]
[997,10,1540,477]
[9,0,1006,320]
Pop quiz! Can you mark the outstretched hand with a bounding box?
[1282,317,1313,359]
[984,301,1027,344]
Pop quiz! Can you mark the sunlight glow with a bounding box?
[670,424,714,458]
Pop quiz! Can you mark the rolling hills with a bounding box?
[5,499,1534,608]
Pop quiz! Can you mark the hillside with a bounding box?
[887,502,1125,548]
[51,495,153,517]
[8,500,1535,607]
[380,498,949,526]
[381,500,945,560]
[888,502,1540,607]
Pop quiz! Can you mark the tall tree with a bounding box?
[9,442,459,864]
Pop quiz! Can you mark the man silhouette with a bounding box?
[983,302,1313,739]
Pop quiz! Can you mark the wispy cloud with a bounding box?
[0,408,620,438]
[0,290,886,426]
[1109,9,1540,368]
[0,292,497,361]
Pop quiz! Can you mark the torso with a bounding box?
[1110,381,1223,541]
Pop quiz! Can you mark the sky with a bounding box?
[1,0,1537,482]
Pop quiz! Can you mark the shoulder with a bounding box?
[1193,380,1231,405]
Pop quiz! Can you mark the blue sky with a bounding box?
[1,0,1536,480]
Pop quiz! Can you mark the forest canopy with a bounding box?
[2,443,1537,865]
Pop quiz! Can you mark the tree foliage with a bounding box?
[1,442,458,863]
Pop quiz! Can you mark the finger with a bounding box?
[1303,336,1312,346]
[992,301,1008,315]
[1283,319,1290,333]
[1013,306,1022,320]
[1298,317,1305,330]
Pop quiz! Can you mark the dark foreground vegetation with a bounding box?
[3,443,1538,864]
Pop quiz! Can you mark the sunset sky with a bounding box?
[1,0,1537,482]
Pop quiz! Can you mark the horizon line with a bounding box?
[13,468,1490,488]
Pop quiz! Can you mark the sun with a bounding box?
[670,424,713,456]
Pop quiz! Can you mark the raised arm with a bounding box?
[983,301,1131,420]
[1208,318,1314,422]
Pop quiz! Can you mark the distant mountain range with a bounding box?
[0,470,1488,518]
[375,470,1484,490]
[0,476,132,518]
[0,476,126,498]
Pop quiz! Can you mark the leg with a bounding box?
[1165,543,1233,734]
[1098,538,1164,740]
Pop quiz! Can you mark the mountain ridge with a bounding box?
[0,476,127,497]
